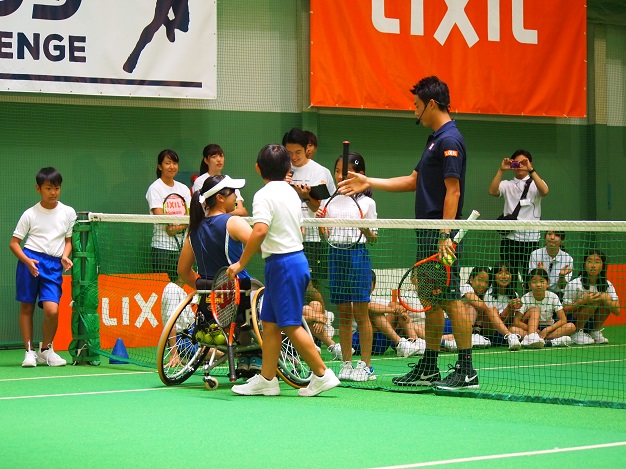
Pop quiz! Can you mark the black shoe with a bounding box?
[433,362,479,390]
[392,360,441,386]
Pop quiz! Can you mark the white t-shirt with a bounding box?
[192,173,244,202]
[322,195,377,245]
[498,176,547,242]
[528,247,574,293]
[13,201,77,258]
[161,282,194,326]
[291,159,335,242]
[146,178,192,251]
[520,291,562,326]
[562,277,619,306]
[484,287,517,314]
[460,283,478,298]
[252,180,303,258]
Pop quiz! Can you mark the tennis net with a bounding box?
[73,213,626,407]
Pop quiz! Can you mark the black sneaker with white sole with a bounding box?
[433,362,479,390]
[392,360,441,386]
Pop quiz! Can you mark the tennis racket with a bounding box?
[163,193,189,249]
[210,266,241,382]
[319,141,367,249]
[397,210,480,312]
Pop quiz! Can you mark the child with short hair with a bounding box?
[227,144,340,397]
[10,167,77,367]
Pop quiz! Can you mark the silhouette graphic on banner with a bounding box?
[123,0,190,73]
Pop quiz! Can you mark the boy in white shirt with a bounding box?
[227,144,340,397]
[10,167,77,367]
[528,231,573,298]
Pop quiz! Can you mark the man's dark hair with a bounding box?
[257,144,291,181]
[410,76,450,112]
[36,167,63,186]
[282,128,309,148]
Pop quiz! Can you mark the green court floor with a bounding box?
[1,349,625,469]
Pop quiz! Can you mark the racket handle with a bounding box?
[227,323,237,382]
[391,289,398,303]
[453,210,480,243]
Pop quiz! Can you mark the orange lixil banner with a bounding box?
[310,0,586,117]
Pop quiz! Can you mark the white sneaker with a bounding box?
[549,336,572,347]
[471,334,491,349]
[571,330,595,345]
[328,343,343,361]
[22,349,37,367]
[352,360,376,382]
[521,332,545,349]
[37,343,67,366]
[506,334,521,351]
[443,339,458,352]
[298,368,341,397]
[589,329,609,344]
[231,374,280,396]
[396,337,425,358]
[338,361,354,380]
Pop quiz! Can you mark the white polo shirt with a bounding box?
[253,181,303,258]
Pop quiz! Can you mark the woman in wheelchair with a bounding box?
[176,175,259,375]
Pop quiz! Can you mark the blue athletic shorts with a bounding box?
[329,245,372,304]
[415,229,462,301]
[443,317,453,335]
[16,248,63,308]
[262,251,310,328]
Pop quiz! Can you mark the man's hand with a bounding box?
[338,171,369,196]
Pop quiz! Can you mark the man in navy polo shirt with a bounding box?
[338,76,477,391]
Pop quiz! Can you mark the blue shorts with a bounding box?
[16,248,63,308]
[443,317,453,335]
[352,331,392,355]
[415,229,462,301]
[329,245,372,304]
[262,251,310,328]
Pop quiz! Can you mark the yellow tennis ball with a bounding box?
[211,330,226,345]
[442,253,455,267]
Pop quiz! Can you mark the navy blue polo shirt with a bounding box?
[414,120,466,220]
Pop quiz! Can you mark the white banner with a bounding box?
[0,0,216,99]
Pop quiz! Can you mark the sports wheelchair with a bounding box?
[156,277,314,390]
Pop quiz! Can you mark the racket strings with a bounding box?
[211,273,239,327]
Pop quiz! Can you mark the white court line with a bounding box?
[0,385,204,401]
[368,441,626,469]
[0,370,155,383]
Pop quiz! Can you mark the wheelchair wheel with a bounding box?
[250,287,313,389]
[157,291,209,386]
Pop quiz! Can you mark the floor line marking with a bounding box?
[368,441,626,468]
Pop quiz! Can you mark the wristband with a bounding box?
[528,169,536,175]
[438,231,450,240]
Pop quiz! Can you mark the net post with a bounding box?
[69,212,101,365]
